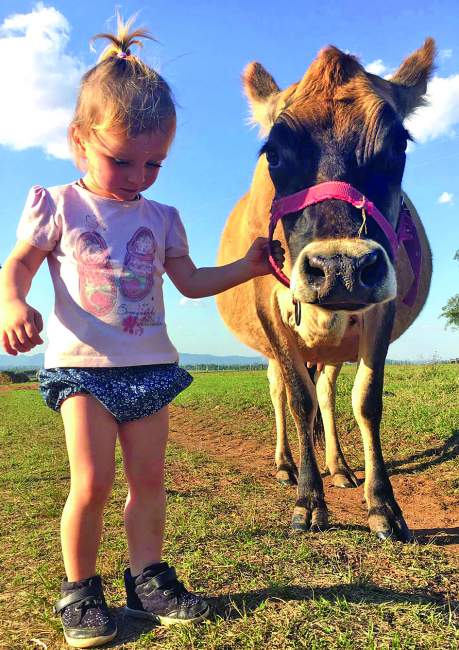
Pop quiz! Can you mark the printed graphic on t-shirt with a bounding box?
[119,227,156,301]
[85,213,106,231]
[120,304,161,336]
[74,231,117,317]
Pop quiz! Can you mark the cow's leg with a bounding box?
[352,302,411,541]
[267,359,298,485]
[317,363,359,488]
[258,307,327,532]
[283,361,328,532]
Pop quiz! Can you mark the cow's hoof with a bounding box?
[326,463,360,488]
[369,508,413,543]
[376,529,393,541]
[276,465,298,486]
[291,505,328,532]
[310,512,329,533]
[331,471,359,488]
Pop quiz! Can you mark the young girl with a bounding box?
[0,16,284,649]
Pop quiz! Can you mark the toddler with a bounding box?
[0,15,283,648]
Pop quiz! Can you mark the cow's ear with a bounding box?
[390,38,436,118]
[242,62,281,136]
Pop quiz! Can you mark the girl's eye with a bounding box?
[146,161,162,168]
[113,158,128,166]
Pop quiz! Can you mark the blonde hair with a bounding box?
[69,14,175,162]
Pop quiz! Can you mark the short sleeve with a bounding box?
[165,208,189,258]
[16,186,60,251]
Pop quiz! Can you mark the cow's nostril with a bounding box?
[359,250,387,288]
[304,256,327,285]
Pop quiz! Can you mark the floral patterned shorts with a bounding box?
[38,364,193,423]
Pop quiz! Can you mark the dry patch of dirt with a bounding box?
[170,406,459,555]
[0,382,38,392]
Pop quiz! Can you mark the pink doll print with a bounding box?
[119,227,156,301]
[75,231,117,317]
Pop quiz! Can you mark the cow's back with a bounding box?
[216,193,276,358]
[391,194,432,341]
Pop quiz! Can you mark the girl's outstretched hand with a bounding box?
[245,237,285,277]
[0,299,44,355]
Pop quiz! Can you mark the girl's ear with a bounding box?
[70,125,87,159]
[69,125,88,171]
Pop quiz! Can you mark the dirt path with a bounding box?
[169,406,459,555]
[3,384,456,553]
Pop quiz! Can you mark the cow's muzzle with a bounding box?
[268,181,421,308]
[291,238,396,310]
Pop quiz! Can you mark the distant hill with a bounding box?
[179,353,267,367]
[0,352,267,369]
[0,353,44,369]
[0,352,452,369]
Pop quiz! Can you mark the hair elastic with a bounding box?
[117,50,129,59]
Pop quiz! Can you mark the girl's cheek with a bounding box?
[147,169,161,184]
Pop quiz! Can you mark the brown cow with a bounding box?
[216,40,435,541]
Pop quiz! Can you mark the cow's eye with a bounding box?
[392,127,412,157]
[265,147,281,168]
[394,136,408,155]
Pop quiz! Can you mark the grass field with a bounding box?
[0,364,457,649]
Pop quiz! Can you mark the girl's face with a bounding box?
[75,125,175,201]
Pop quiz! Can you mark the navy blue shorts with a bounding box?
[38,364,193,423]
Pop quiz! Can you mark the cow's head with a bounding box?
[244,40,435,311]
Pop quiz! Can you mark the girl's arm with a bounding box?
[164,237,284,299]
[0,241,48,355]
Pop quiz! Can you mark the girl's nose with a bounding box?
[127,167,145,185]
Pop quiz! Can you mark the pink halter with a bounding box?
[268,181,421,307]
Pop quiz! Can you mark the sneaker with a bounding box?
[123,562,210,625]
[54,575,117,648]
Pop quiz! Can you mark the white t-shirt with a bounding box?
[17,182,189,368]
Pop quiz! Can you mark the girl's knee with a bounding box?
[127,470,165,499]
[70,471,115,507]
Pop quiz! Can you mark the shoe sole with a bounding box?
[63,628,117,648]
[123,604,210,625]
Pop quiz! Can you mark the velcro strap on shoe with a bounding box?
[146,567,178,590]
[54,585,101,614]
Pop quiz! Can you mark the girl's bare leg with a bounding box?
[60,394,118,581]
[118,406,169,576]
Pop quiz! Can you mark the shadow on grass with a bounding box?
[211,582,455,622]
[351,430,459,476]
[87,579,456,648]
[100,610,157,647]
[386,430,459,476]
[412,527,459,546]
[332,522,459,548]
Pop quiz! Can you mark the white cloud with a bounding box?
[404,74,459,143]
[365,59,387,76]
[438,191,454,204]
[0,3,86,159]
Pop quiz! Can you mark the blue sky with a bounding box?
[0,0,458,361]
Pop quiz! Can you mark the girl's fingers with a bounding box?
[24,320,44,345]
[34,310,44,333]
[1,331,17,356]
[9,329,29,353]
[271,241,285,265]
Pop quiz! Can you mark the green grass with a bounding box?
[175,365,459,495]
[0,366,458,649]
[175,364,458,442]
